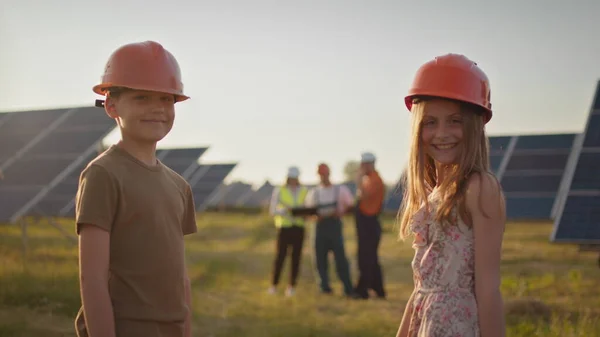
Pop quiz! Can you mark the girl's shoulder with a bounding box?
[465,171,505,221]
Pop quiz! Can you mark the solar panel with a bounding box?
[0,186,43,222]
[33,152,99,217]
[239,181,274,208]
[488,135,515,175]
[157,147,207,180]
[0,108,71,167]
[0,106,115,222]
[188,163,236,211]
[384,183,403,213]
[501,133,576,220]
[506,195,558,220]
[552,80,600,244]
[514,134,575,150]
[218,182,253,207]
[206,184,233,207]
[489,136,512,152]
[157,148,207,162]
[489,154,504,173]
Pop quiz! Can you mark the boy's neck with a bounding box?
[117,139,158,167]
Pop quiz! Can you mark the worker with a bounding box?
[305,163,355,297]
[353,152,387,299]
[267,166,309,297]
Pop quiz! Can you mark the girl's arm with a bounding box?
[396,289,416,337]
[79,224,116,337]
[466,173,506,337]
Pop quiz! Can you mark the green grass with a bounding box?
[1,213,599,336]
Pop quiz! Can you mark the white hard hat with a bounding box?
[287,166,300,178]
[361,152,376,163]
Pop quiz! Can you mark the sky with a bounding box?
[1,0,599,187]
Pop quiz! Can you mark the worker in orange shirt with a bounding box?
[352,152,387,299]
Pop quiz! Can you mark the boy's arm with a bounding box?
[75,164,118,337]
[79,225,115,337]
[184,266,192,337]
[182,185,197,337]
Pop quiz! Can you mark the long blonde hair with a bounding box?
[397,97,491,240]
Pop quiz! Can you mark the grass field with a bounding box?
[1,212,599,337]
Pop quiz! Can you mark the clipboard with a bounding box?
[290,207,319,216]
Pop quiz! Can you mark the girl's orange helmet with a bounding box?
[405,53,492,123]
[93,41,189,103]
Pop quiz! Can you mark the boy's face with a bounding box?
[105,89,176,144]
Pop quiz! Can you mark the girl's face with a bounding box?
[420,99,464,165]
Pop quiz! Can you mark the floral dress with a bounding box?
[407,191,480,337]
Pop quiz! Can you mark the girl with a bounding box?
[395,54,506,337]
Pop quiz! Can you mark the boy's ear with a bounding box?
[104,96,119,119]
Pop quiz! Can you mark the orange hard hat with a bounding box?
[405,53,492,123]
[93,41,189,103]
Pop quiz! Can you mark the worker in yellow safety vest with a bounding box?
[267,166,309,297]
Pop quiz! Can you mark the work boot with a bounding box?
[285,286,296,297]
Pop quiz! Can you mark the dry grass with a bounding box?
[0,213,599,336]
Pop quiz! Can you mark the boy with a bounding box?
[75,41,197,337]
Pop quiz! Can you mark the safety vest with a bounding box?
[274,186,308,228]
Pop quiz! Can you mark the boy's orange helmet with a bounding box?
[405,53,492,123]
[93,41,189,103]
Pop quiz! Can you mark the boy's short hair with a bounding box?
[106,87,132,99]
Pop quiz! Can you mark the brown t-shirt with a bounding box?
[358,170,385,216]
[74,145,197,337]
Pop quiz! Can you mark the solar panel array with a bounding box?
[240,181,275,208]
[216,182,254,207]
[0,107,115,222]
[155,147,237,212]
[157,148,207,179]
[0,106,236,223]
[189,164,237,211]
[213,180,361,210]
[552,80,600,244]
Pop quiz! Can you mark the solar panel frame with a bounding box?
[551,80,600,244]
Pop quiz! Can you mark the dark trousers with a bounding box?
[271,226,305,287]
[314,217,353,295]
[354,210,386,298]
